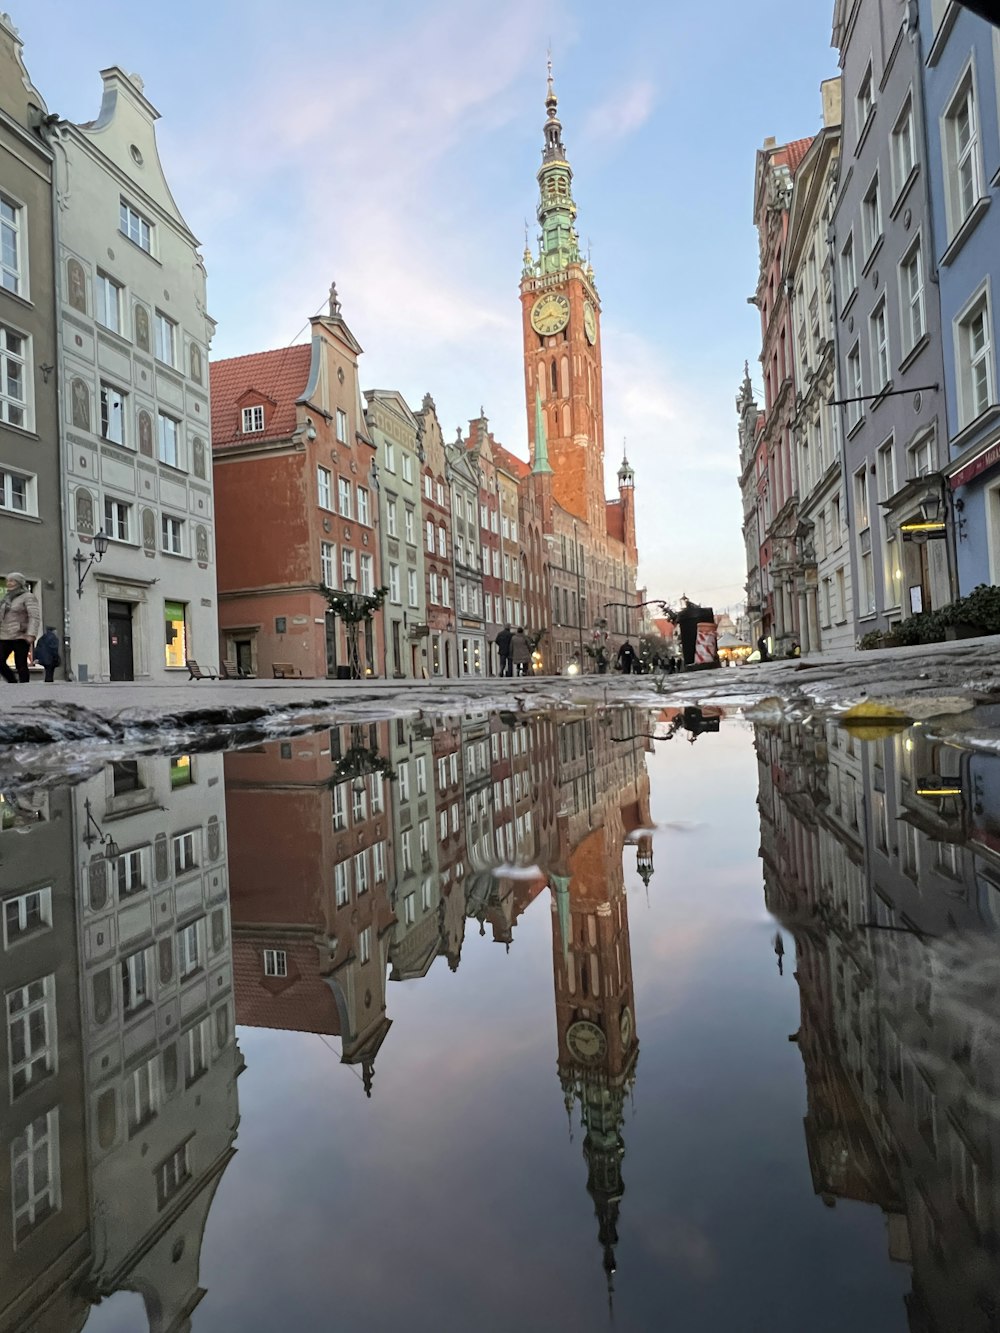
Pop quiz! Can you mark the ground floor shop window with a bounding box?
[164,600,187,668]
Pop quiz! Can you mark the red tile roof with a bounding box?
[491,443,530,479]
[210,344,312,450]
[783,137,814,175]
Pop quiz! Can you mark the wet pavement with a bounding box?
[1,702,998,1331]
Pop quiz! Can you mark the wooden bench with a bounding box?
[272,662,303,679]
[186,659,218,681]
[220,661,255,680]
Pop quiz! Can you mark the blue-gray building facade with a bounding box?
[830,0,955,637]
[919,2,1000,593]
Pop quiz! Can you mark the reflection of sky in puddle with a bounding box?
[35,708,1000,1332]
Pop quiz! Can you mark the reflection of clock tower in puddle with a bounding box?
[550,819,639,1297]
[521,65,607,532]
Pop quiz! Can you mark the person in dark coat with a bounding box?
[616,640,637,674]
[757,635,770,662]
[33,625,61,683]
[495,625,513,677]
[510,627,531,676]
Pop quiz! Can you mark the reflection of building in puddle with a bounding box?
[0,754,241,1331]
[757,719,1000,1332]
[225,709,652,1292]
[75,754,241,1328]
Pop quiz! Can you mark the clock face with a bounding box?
[567,1020,607,1063]
[620,1006,633,1047]
[531,292,570,336]
[583,301,597,345]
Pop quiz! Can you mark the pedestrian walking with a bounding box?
[616,640,637,674]
[33,625,61,683]
[0,573,41,683]
[510,627,531,676]
[756,635,770,662]
[495,624,513,677]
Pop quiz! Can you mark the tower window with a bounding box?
[550,360,558,395]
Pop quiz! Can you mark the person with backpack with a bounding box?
[495,624,513,677]
[33,625,61,683]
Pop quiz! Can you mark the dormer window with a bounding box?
[242,405,264,433]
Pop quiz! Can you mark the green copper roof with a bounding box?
[534,67,582,275]
[533,387,554,474]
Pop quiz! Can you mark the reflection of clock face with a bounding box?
[620,1006,632,1047]
[567,1020,607,1063]
[583,301,597,344]
[531,293,570,336]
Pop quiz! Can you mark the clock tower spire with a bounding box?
[521,63,605,528]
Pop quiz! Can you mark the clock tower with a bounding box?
[521,67,606,531]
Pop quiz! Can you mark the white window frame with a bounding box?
[318,466,332,510]
[338,477,352,519]
[172,830,197,876]
[407,568,418,608]
[104,496,132,544]
[156,1141,190,1209]
[862,173,882,258]
[0,194,24,295]
[336,408,348,443]
[0,464,36,516]
[356,487,369,526]
[7,975,56,1099]
[359,552,373,595]
[178,919,201,980]
[11,1110,60,1245]
[389,563,400,604]
[846,343,863,428]
[335,859,350,905]
[161,513,184,556]
[955,284,995,427]
[121,947,151,1016]
[943,63,984,236]
[891,94,917,199]
[154,311,177,367]
[120,198,153,253]
[359,926,371,964]
[321,541,335,586]
[157,411,180,468]
[96,273,123,334]
[115,848,145,899]
[3,887,52,946]
[899,240,925,355]
[870,300,890,390]
[401,453,413,483]
[386,498,397,537]
[242,405,265,433]
[404,507,415,545]
[856,62,874,138]
[100,382,128,447]
[0,324,30,431]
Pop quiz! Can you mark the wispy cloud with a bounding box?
[583,77,657,144]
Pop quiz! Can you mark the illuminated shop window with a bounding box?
[164,600,187,669]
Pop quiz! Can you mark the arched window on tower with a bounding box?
[550,360,558,396]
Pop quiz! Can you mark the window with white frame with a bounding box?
[161,514,184,556]
[115,848,145,899]
[387,498,397,537]
[354,849,369,896]
[958,290,994,425]
[335,859,349,906]
[426,519,435,552]
[407,568,418,607]
[338,477,352,518]
[178,919,201,979]
[388,562,400,603]
[0,326,29,429]
[318,466,332,509]
[121,948,151,1016]
[877,439,896,503]
[439,810,448,840]
[173,831,197,875]
[401,453,413,483]
[0,465,34,515]
[157,412,179,468]
[900,242,925,353]
[404,507,415,544]
[356,487,370,526]
[242,405,264,433]
[96,273,123,333]
[1,196,22,294]
[909,431,935,478]
[442,575,450,607]
[404,893,415,925]
[100,383,127,446]
[384,441,395,473]
[336,408,348,443]
[7,976,55,1098]
[856,63,874,136]
[398,760,410,802]
[3,888,51,946]
[892,96,916,195]
[437,526,447,557]
[419,819,429,856]
[120,198,152,252]
[352,779,367,823]
[846,343,863,428]
[154,312,177,367]
[156,1142,189,1210]
[401,830,412,872]
[341,546,356,587]
[359,926,371,964]
[264,948,287,977]
[360,552,373,594]
[415,755,427,795]
[370,773,384,814]
[945,69,982,233]
[436,481,444,506]
[429,571,439,603]
[451,802,459,833]
[185,1018,209,1085]
[11,1110,59,1244]
[321,541,335,586]
[104,496,131,542]
[862,174,882,257]
[332,783,346,832]
[870,301,890,390]
[854,466,876,616]
[128,1054,159,1133]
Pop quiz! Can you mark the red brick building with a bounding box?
[210,286,383,679]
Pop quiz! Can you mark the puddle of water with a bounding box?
[1,704,997,1331]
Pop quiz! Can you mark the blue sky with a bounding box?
[20,0,835,614]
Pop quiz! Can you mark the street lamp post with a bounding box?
[342,575,363,679]
[73,529,110,597]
